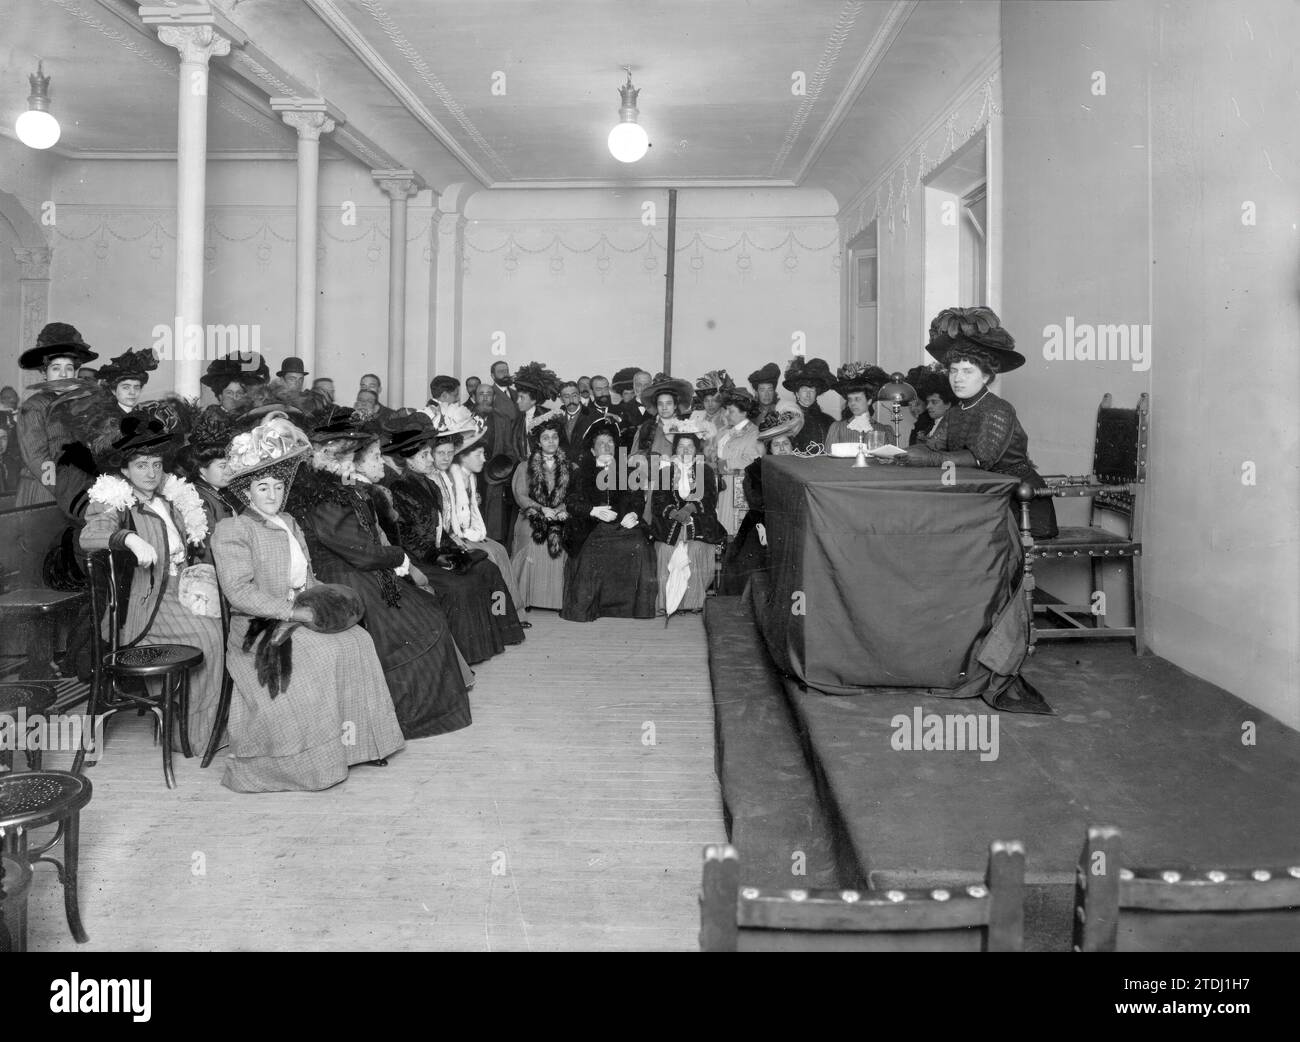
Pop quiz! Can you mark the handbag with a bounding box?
[178,563,221,618]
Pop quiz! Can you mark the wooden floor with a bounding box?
[17,611,723,952]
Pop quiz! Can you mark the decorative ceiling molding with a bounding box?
[488,178,800,191]
[789,0,916,184]
[304,0,500,187]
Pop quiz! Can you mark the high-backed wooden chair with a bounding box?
[1074,826,1300,952]
[1018,393,1148,653]
[700,841,1025,951]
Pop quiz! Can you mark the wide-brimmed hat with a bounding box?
[432,404,486,455]
[276,356,308,378]
[582,413,622,450]
[748,362,781,390]
[664,417,709,450]
[201,353,270,393]
[721,387,758,411]
[513,362,562,402]
[640,373,694,411]
[98,347,159,389]
[382,413,440,458]
[309,405,373,445]
[694,369,734,407]
[97,416,175,469]
[611,366,640,394]
[833,362,891,399]
[224,412,313,496]
[20,322,98,371]
[757,406,805,443]
[187,409,235,454]
[924,306,1024,373]
[526,408,567,438]
[782,357,834,394]
[484,453,518,485]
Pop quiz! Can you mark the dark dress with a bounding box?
[387,469,525,664]
[929,389,1059,539]
[791,403,834,452]
[719,457,769,596]
[909,411,935,446]
[561,452,657,621]
[288,468,472,738]
[649,460,725,612]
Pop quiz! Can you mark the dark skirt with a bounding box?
[718,511,767,596]
[561,524,658,622]
[317,565,471,739]
[422,556,526,664]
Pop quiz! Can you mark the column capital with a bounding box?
[270,99,342,141]
[13,246,52,280]
[371,169,422,201]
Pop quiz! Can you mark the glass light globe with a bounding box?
[608,121,649,163]
[15,109,60,150]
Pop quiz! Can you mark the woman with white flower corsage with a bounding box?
[79,416,225,753]
[508,409,571,612]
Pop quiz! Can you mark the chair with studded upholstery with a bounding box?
[71,551,204,788]
[699,841,1025,951]
[1017,393,1148,653]
[1073,825,1300,952]
[0,770,92,949]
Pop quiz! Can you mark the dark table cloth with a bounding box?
[757,456,1044,710]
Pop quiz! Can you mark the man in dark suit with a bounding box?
[360,372,397,421]
[463,375,481,409]
[556,381,596,457]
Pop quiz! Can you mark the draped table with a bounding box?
[756,456,1039,707]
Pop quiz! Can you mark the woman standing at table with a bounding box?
[713,388,764,538]
[903,306,1058,538]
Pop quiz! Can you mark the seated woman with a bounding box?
[713,388,764,539]
[425,408,525,614]
[211,413,405,792]
[825,363,894,447]
[178,410,239,565]
[912,370,957,448]
[288,408,473,739]
[719,408,799,596]
[560,418,657,622]
[79,416,225,754]
[385,415,525,664]
[649,424,725,614]
[509,410,571,612]
[630,375,694,461]
[903,306,1059,538]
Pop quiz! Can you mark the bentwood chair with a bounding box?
[699,841,1026,951]
[0,770,93,948]
[1017,393,1149,653]
[1073,826,1300,952]
[73,551,204,788]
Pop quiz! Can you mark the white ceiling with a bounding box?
[0,0,1001,201]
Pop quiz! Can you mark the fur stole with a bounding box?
[525,451,569,558]
[286,466,402,608]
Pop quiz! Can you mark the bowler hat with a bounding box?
[276,357,308,378]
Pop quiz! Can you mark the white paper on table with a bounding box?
[867,444,908,458]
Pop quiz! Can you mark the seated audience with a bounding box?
[560,418,657,622]
[211,413,405,792]
[826,363,894,447]
[79,416,225,753]
[510,410,571,612]
[649,426,724,614]
[783,357,836,451]
[288,408,473,738]
[386,414,527,663]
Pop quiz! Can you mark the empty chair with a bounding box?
[1073,825,1300,952]
[699,840,1025,952]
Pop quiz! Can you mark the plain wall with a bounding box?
[1002,0,1299,726]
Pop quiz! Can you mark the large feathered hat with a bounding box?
[308,404,373,445]
[512,362,563,403]
[431,403,486,455]
[611,366,640,394]
[782,356,834,394]
[757,404,805,443]
[20,322,98,371]
[906,363,956,405]
[694,369,734,406]
[924,307,1024,373]
[97,347,159,389]
[748,362,780,391]
[382,412,441,458]
[201,353,269,393]
[95,416,175,470]
[224,411,313,498]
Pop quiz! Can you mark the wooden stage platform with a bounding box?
[703,588,1300,951]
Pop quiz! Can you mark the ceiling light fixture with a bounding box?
[15,61,61,150]
[607,67,648,163]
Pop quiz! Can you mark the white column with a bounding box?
[150,23,231,397]
[272,101,338,376]
[373,170,420,407]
